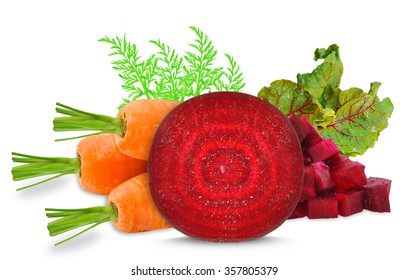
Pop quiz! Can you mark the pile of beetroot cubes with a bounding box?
[288,115,391,219]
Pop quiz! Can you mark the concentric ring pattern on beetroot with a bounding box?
[148,92,304,242]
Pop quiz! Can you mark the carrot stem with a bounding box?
[46,205,117,246]
[53,103,126,141]
[11,152,80,191]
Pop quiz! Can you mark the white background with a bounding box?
[1,1,407,279]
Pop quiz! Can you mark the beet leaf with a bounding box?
[297,44,343,100]
[258,44,393,156]
[258,79,318,117]
[319,82,393,156]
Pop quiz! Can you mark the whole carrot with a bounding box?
[53,99,180,160]
[46,173,170,245]
[12,134,147,194]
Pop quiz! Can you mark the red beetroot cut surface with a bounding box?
[363,177,391,212]
[287,113,392,220]
[148,92,304,242]
[330,156,367,192]
[311,161,335,192]
[299,166,317,202]
[307,139,339,162]
[336,190,365,217]
[301,118,324,149]
[307,197,338,219]
[289,114,310,143]
[289,201,308,219]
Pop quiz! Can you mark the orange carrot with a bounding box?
[46,173,170,245]
[53,100,180,160]
[12,134,147,194]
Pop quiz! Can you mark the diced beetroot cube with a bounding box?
[318,187,336,198]
[303,156,313,165]
[299,116,324,149]
[289,201,308,219]
[355,161,366,173]
[312,161,335,192]
[330,157,367,192]
[307,138,340,162]
[299,166,317,202]
[307,197,338,219]
[303,128,324,149]
[325,153,346,167]
[289,114,310,143]
[363,177,391,212]
[367,177,391,194]
[336,190,365,217]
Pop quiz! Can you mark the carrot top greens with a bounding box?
[46,205,117,246]
[99,26,245,109]
[53,103,125,141]
[11,152,80,191]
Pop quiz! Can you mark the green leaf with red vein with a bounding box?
[259,44,344,125]
[258,44,394,156]
[319,86,341,111]
[319,82,393,156]
[258,79,318,116]
[297,44,343,99]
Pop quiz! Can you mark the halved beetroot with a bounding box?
[336,190,365,217]
[148,92,304,242]
[307,197,338,219]
[363,177,391,213]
